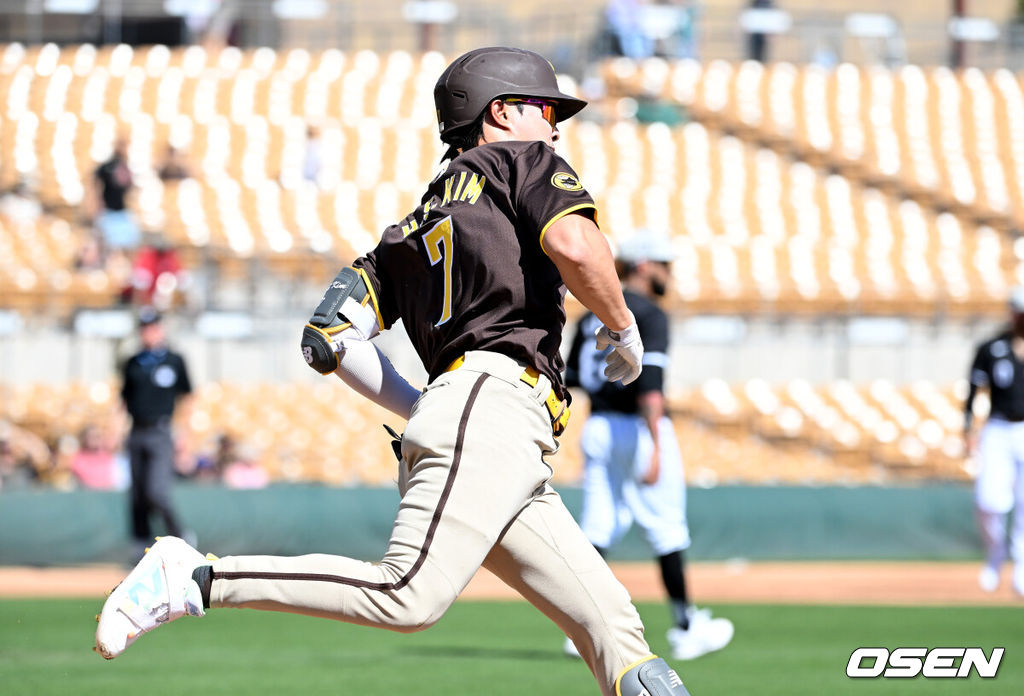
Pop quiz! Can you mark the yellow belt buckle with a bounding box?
[548,392,570,437]
[524,367,570,437]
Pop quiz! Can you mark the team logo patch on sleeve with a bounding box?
[551,172,583,191]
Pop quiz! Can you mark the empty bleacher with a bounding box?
[675,378,975,482]
[0,44,1011,486]
[601,56,1024,232]
[0,378,973,487]
[2,44,1019,318]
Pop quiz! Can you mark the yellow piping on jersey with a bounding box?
[356,267,386,331]
[538,203,599,256]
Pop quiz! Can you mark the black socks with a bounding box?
[659,551,690,630]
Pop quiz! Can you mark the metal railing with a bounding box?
[3,1,1024,74]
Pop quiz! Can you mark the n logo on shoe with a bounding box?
[126,566,165,610]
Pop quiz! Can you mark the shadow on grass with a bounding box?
[400,645,573,662]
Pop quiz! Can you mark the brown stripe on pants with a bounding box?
[208,351,650,695]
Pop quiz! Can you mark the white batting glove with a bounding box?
[594,314,644,385]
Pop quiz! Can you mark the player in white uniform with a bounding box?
[564,230,734,660]
[965,286,1024,595]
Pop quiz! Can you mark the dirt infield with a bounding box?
[1,561,1021,606]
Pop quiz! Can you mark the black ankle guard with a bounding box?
[616,657,690,696]
[191,565,213,609]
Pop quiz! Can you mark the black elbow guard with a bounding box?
[309,266,369,328]
[301,267,373,375]
[301,324,339,375]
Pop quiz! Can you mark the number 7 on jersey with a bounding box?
[422,216,454,326]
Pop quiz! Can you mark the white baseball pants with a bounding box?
[975,418,1024,568]
[579,412,690,557]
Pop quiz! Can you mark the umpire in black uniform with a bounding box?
[121,306,193,550]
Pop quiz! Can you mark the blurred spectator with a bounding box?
[653,0,697,60]
[189,443,218,482]
[93,137,141,252]
[69,424,121,490]
[303,124,324,183]
[222,442,269,490]
[811,38,839,69]
[0,179,42,224]
[747,0,772,62]
[126,234,186,309]
[189,433,269,488]
[157,145,194,182]
[0,419,49,491]
[604,0,655,59]
[190,433,234,483]
[597,0,697,61]
[74,234,106,272]
[198,0,241,50]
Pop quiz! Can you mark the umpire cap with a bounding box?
[616,229,677,264]
[137,306,162,327]
[1010,286,1024,313]
[434,47,587,144]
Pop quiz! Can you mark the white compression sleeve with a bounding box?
[332,337,421,420]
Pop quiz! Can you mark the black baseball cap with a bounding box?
[138,306,162,327]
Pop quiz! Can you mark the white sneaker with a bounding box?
[667,607,734,660]
[1012,565,1024,597]
[95,536,208,659]
[563,636,582,659]
[978,565,1000,593]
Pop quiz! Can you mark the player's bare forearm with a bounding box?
[639,391,665,424]
[963,382,978,433]
[544,214,632,332]
[639,391,664,484]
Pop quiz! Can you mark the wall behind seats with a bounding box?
[0,313,1001,389]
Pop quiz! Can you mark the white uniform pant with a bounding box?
[579,412,690,557]
[208,351,650,695]
[975,418,1024,568]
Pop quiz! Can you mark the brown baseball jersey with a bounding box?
[353,140,596,399]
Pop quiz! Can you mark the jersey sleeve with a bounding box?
[510,143,597,252]
[352,245,398,332]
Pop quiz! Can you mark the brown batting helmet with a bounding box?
[433,47,587,144]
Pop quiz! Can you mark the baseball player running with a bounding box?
[563,230,733,660]
[96,47,692,696]
[965,286,1024,596]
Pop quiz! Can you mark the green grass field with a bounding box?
[1,598,1021,695]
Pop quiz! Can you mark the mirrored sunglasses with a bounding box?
[504,98,558,128]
